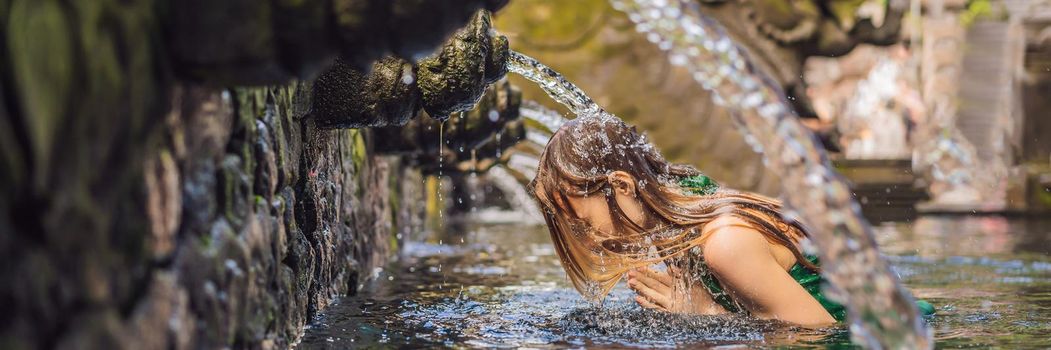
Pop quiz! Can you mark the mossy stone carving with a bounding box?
[415,10,510,120]
[312,9,510,129]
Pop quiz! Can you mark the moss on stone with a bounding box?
[1,0,481,348]
[312,57,421,128]
[415,10,503,119]
[6,0,74,187]
[349,129,367,172]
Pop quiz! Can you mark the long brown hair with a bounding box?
[528,116,816,301]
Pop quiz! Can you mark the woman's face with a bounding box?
[564,194,615,234]
[557,171,647,235]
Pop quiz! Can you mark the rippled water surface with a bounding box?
[297,216,1051,348]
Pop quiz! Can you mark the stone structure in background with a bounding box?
[806,44,922,160]
[804,44,931,221]
[802,0,1051,215]
[912,0,1049,213]
[694,0,906,117]
[1016,0,1051,211]
[0,1,519,348]
[911,0,993,209]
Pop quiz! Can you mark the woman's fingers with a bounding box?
[628,275,672,308]
[630,265,672,287]
[631,269,671,291]
[635,295,666,311]
[647,266,672,285]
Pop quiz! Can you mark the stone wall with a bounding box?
[1,81,425,349]
[0,1,516,348]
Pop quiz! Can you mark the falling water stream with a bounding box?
[521,100,569,132]
[520,101,567,151]
[507,51,610,120]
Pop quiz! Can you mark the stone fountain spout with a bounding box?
[311,10,511,128]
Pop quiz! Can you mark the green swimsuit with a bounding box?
[677,174,935,321]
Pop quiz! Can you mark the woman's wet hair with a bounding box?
[529,116,815,300]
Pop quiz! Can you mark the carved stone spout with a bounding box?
[416,10,511,119]
[311,10,509,128]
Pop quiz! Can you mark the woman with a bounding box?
[528,116,932,327]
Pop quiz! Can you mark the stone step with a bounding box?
[832,159,928,222]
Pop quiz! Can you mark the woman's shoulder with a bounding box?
[700,215,753,238]
[701,216,774,270]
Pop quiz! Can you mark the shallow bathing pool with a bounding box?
[297,216,1051,348]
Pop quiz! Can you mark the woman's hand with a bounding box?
[627,266,726,315]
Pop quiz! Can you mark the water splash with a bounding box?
[519,101,567,155]
[508,51,635,179]
[520,100,569,132]
[607,0,931,348]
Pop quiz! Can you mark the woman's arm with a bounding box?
[702,217,836,327]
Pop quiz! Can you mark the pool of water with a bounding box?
[297,215,1051,348]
